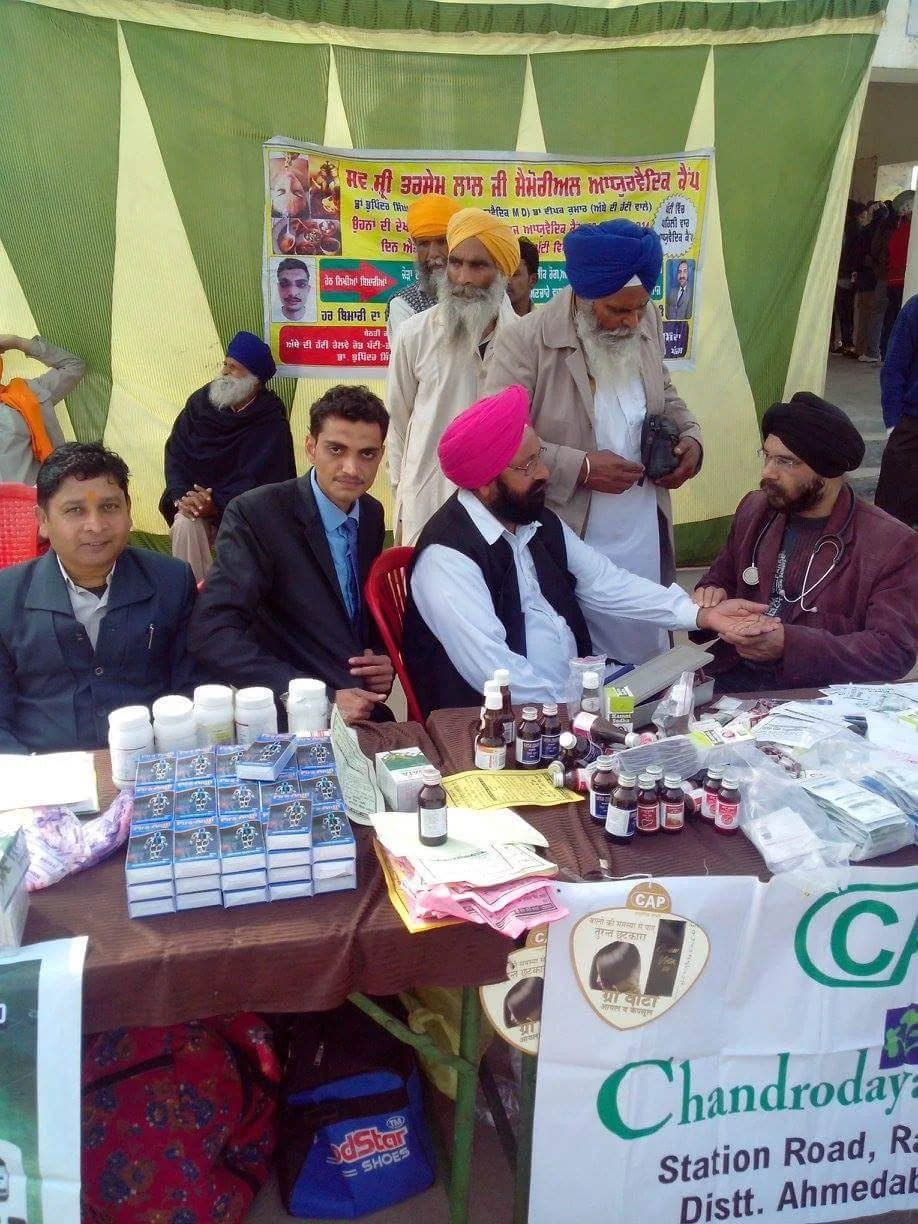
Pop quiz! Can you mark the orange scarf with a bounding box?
[0,357,55,462]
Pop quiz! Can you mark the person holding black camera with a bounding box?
[485,220,703,665]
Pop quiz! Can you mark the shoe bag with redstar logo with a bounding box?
[277,1001,436,1219]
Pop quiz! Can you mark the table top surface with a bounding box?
[23,699,918,1032]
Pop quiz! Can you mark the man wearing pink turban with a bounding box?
[485,220,704,669]
[386,207,520,546]
[402,387,774,716]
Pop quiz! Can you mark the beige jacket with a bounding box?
[484,287,702,583]
[386,294,517,545]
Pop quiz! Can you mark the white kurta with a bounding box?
[386,296,516,546]
[584,373,667,664]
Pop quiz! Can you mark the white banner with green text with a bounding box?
[530,870,917,1223]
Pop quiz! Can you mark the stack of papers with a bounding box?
[0,751,99,814]
[370,807,567,937]
[801,770,913,860]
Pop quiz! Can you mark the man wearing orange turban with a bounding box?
[386,206,521,545]
[0,333,84,483]
[386,194,463,346]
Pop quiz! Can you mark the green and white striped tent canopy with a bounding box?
[0,0,884,559]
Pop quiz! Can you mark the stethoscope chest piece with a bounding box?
[742,564,759,587]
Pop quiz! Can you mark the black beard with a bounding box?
[491,476,547,525]
[760,476,825,514]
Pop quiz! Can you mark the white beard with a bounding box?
[439,274,508,352]
[574,303,642,387]
[208,371,260,410]
[417,262,447,300]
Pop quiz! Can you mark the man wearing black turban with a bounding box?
[692,391,918,690]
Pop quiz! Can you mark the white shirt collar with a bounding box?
[457,488,541,549]
[57,556,115,597]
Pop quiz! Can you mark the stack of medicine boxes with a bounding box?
[125,732,356,917]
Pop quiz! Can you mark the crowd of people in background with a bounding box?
[0,192,916,755]
[833,195,912,363]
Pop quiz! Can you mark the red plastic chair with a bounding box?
[0,483,44,568]
[364,547,424,724]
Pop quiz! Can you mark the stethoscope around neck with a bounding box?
[741,485,856,614]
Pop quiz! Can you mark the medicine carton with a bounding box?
[214,745,246,782]
[311,809,356,862]
[299,772,343,812]
[375,747,432,810]
[269,881,314,901]
[125,816,174,885]
[313,859,358,894]
[173,813,221,879]
[218,812,267,874]
[174,748,216,783]
[265,796,313,851]
[295,732,335,777]
[134,753,177,791]
[175,889,222,911]
[223,886,269,908]
[0,826,30,950]
[604,686,635,732]
[235,734,297,781]
[258,774,301,808]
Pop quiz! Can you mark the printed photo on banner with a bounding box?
[271,257,317,324]
[262,139,711,378]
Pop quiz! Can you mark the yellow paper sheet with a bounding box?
[372,841,459,935]
[442,770,580,809]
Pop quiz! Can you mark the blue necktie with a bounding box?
[340,518,360,624]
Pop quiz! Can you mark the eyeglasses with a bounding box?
[756,448,802,470]
[507,446,548,477]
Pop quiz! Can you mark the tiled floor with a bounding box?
[244,353,892,1224]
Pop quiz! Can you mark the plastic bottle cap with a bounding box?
[638,772,654,786]
[108,705,150,730]
[151,695,194,724]
[721,771,737,786]
[707,765,724,779]
[558,731,577,749]
[235,686,275,710]
[493,669,510,685]
[648,765,663,777]
[596,755,616,769]
[484,692,503,710]
[193,684,233,709]
[664,773,682,786]
[289,678,326,699]
[421,766,442,785]
[483,680,500,694]
[624,732,641,748]
[521,705,538,720]
[542,703,558,715]
[617,772,637,787]
[582,671,600,688]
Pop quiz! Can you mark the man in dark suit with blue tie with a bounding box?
[188,386,394,723]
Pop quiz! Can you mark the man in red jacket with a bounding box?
[693,391,918,691]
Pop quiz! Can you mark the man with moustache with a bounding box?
[386,206,520,545]
[386,194,462,346]
[0,443,197,752]
[486,220,703,666]
[403,388,774,715]
[160,332,295,582]
[275,258,314,322]
[693,392,918,691]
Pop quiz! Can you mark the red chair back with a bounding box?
[0,483,44,569]
[364,547,423,724]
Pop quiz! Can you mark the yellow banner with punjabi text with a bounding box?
[263,140,711,377]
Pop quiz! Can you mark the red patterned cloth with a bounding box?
[82,1013,280,1223]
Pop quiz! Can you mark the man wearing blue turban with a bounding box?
[485,220,704,665]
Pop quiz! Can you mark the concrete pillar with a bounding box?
[904,186,918,301]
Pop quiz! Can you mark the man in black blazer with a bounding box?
[0,443,197,753]
[188,385,394,723]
